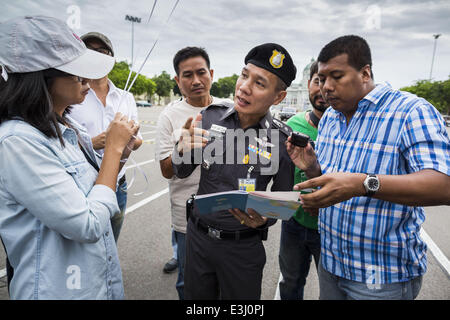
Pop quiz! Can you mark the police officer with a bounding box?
[172,43,297,299]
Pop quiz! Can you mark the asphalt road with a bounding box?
[0,106,449,300]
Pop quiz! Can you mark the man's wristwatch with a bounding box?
[363,174,380,196]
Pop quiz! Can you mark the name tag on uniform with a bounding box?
[208,124,227,140]
[210,124,227,133]
[238,178,256,192]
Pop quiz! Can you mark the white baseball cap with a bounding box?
[0,15,115,81]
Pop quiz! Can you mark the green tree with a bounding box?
[152,71,174,104]
[210,74,239,98]
[109,61,156,98]
[172,78,181,96]
[217,74,238,98]
[401,77,450,115]
[210,82,222,97]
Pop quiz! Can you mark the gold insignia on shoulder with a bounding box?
[242,154,249,164]
[269,50,285,69]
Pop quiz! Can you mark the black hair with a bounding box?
[318,35,374,79]
[0,70,68,146]
[173,46,210,76]
[309,61,319,80]
[275,77,287,92]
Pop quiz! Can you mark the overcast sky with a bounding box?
[3,0,450,89]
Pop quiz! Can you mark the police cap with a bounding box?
[244,43,297,87]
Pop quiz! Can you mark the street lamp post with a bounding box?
[429,34,441,81]
[125,15,142,69]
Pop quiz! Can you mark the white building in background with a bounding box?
[278,58,315,112]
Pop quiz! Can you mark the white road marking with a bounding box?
[139,124,157,129]
[420,228,450,277]
[143,138,155,144]
[0,268,5,279]
[125,188,169,215]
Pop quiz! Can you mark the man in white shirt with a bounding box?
[156,47,231,299]
[70,32,143,243]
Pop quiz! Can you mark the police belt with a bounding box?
[190,214,265,241]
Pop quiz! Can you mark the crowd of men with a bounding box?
[156,36,450,300]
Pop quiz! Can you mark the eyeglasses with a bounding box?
[73,75,88,83]
[44,69,88,84]
[87,46,112,56]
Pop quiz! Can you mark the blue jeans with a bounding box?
[318,258,423,300]
[111,180,127,243]
[279,218,321,300]
[174,230,186,300]
[171,228,178,260]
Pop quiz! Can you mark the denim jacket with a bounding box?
[0,117,124,299]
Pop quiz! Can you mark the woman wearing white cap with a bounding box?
[0,16,137,299]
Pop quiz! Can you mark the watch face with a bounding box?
[368,177,379,191]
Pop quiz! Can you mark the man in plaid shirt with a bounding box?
[288,35,450,300]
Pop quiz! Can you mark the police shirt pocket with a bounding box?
[250,164,272,190]
[201,138,225,178]
[202,161,223,181]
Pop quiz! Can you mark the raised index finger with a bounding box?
[183,117,194,130]
[192,113,203,128]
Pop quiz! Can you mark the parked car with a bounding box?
[279,106,297,121]
[136,100,152,107]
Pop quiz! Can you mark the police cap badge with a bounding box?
[244,43,297,87]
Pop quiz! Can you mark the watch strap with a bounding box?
[365,174,378,196]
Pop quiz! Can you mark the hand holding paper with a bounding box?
[228,208,268,228]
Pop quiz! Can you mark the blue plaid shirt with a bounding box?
[316,82,450,284]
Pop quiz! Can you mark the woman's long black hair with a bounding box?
[0,70,66,146]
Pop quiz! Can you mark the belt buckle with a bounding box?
[207,226,222,240]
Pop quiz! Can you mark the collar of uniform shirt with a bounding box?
[258,111,273,130]
[219,105,237,121]
[219,106,274,142]
[219,105,273,129]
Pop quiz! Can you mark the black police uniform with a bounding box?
[172,42,297,299]
[173,104,296,299]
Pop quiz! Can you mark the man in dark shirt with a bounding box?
[172,43,298,299]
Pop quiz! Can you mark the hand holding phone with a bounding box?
[290,132,310,148]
